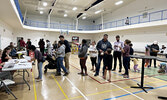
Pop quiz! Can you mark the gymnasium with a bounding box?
[0,0,167,100]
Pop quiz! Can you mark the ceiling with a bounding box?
[19,0,135,20]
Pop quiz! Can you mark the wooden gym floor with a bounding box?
[0,54,167,100]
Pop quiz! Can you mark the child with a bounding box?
[119,39,131,78]
[103,48,113,82]
[129,43,134,69]
[56,41,68,76]
[145,46,150,67]
[131,58,140,72]
[89,41,98,72]
[78,39,88,76]
[158,63,167,73]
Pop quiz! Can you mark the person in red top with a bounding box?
[20,37,26,50]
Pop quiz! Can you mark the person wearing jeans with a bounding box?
[119,39,131,78]
[29,45,43,82]
[59,35,71,72]
[56,41,68,76]
[94,34,112,76]
[78,39,88,76]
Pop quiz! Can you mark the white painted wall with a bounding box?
[13,29,94,47]
[0,20,14,49]
[95,0,167,25]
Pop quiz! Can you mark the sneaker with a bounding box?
[35,77,39,79]
[94,73,99,76]
[107,79,111,82]
[123,75,129,78]
[154,66,157,68]
[112,69,115,71]
[119,70,121,73]
[36,79,42,82]
[78,72,83,75]
[63,72,69,76]
[82,73,88,76]
[55,73,61,76]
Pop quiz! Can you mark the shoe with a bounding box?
[122,73,126,76]
[78,72,83,75]
[154,66,157,68]
[35,77,39,79]
[82,73,88,76]
[63,72,69,76]
[112,69,115,71]
[107,79,111,82]
[123,75,129,78]
[55,73,61,76]
[119,70,121,73]
[94,74,99,76]
[36,79,42,82]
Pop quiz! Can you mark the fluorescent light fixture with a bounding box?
[64,14,68,17]
[115,0,123,5]
[95,10,102,14]
[72,7,77,11]
[82,16,86,19]
[43,2,48,6]
[40,11,43,14]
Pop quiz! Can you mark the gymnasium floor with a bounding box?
[0,54,167,100]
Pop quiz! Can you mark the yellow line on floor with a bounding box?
[32,72,37,100]
[52,75,69,99]
[64,80,166,100]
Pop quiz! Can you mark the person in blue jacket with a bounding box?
[94,34,112,76]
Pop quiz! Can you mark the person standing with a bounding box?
[149,41,159,68]
[55,41,68,76]
[38,39,45,56]
[26,39,31,56]
[89,41,98,72]
[59,35,71,72]
[94,34,112,76]
[20,37,26,50]
[53,40,58,50]
[46,40,52,55]
[78,39,88,76]
[119,39,131,78]
[29,45,43,82]
[112,35,124,72]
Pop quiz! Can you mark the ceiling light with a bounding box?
[38,8,44,10]
[95,10,102,14]
[64,14,68,17]
[43,2,48,6]
[40,11,44,14]
[82,16,86,19]
[115,1,123,5]
[72,7,77,11]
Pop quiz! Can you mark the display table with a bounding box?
[2,59,32,90]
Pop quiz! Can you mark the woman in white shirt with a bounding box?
[89,41,98,72]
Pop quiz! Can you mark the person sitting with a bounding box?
[158,63,167,73]
[8,42,17,57]
[1,47,12,63]
[0,49,12,80]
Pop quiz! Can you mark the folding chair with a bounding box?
[0,79,17,99]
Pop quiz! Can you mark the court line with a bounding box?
[65,80,165,100]
[31,72,37,100]
[104,85,167,100]
[70,63,143,100]
[65,77,89,100]
[52,75,69,99]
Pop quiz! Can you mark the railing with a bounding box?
[14,1,167,31]
[14,0,23,22]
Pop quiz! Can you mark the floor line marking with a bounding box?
[65,77,89,100]
[104,85,167,100]
[52,75,69,99]
[66,80,163,100]
[32,72,37,100]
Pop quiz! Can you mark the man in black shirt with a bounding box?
[149,41,159,68]
[59,35,71,72]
